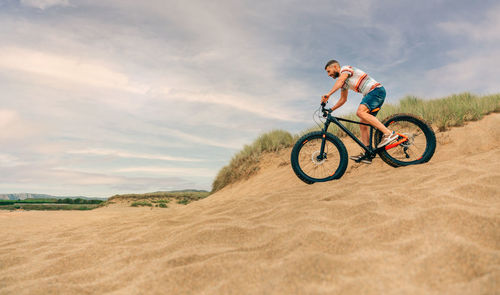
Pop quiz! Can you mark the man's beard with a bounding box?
[332,71,339,79]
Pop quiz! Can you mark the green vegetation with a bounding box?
[211,130,294,192]
[108,191,210,207]
[152,199,170,208]
[212,92,500,192]
[56,198,103,204]
[176,198,191,205]
[0,198,104,211]
[152,199,170,204]
[131,201,153,207]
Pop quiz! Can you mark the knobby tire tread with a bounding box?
[290,131,348,184]
[374,113,436,167]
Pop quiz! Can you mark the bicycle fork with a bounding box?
[317,120,331,161]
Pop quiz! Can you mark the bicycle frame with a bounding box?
[319,114,378,159]
[318,113,409,161]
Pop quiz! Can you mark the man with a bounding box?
[321,60,398,164]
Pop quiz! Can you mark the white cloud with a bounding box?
[0,154,25,167]
[161,89,308,123]
[423,51,500,97]
[420,6,500,97]
[67,148,204,162]
[158,125,246,150]
[438,5,500,42]
[0,46,147,94]
[20,0,69,10]
[0,165,201,197]
[0,109,39,140]
[0,109,17,127]
[49,168,124,185]
[114,166,216,178]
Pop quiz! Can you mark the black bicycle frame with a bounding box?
[319,114,379,159]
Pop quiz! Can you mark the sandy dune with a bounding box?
[1,114,499,294]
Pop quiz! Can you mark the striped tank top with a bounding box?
[340,65,381,96]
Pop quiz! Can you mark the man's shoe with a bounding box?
[377,131,398,148]
[349,153,372,164]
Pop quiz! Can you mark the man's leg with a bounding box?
[351,106,374,164]
[359,117,370,146]
[356,104,391,135]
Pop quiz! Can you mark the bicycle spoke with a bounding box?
[385,119,429,162]
[297,137,341,180]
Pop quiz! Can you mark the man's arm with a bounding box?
[321,72,349,103]
[330,88,348,111]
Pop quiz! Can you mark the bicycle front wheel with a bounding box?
[375,113,436,167]
[290,131,348,184]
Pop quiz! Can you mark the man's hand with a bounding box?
[321,94,330,104]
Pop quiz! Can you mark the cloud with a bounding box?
[438,5,500,42]
[0,165,203,197]
[0,109,40,139]
[417,4,500,97]
[114,166,216,178]
[67,148,204,162]
[0,46,147,93]
[20,0,69,10]
[0,153,25,167]
[423,51,500,96]
[0,109,17,127]
[156,125,248,150]
[160,89,308,123]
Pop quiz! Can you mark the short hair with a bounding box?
[324,60,339,69]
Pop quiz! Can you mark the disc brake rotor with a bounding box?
[311,151,326,165]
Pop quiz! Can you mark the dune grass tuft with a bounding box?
[211,92,500,192]
[131,201,153,207]
[211,130,295,192]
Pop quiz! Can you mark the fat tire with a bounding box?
[374,113,436,167]
[290,131,348,184]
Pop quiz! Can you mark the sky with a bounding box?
[1,0,499,197]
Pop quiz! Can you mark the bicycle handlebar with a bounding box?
[320,103,332,117]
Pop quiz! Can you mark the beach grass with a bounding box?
[131,201,153,207]
[211,130,294,192]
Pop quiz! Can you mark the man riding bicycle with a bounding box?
[321,60,398,164]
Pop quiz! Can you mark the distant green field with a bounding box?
[0,198,104,210]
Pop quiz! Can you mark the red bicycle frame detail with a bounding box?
[385,133,408,150]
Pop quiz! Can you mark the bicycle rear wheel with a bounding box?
[375,113,436,167]
[290,131,348,184]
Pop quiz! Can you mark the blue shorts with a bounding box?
[361,86,386,113]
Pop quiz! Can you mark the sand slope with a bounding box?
[1,114,499,295]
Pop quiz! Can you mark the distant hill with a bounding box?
[0,193,106,201]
